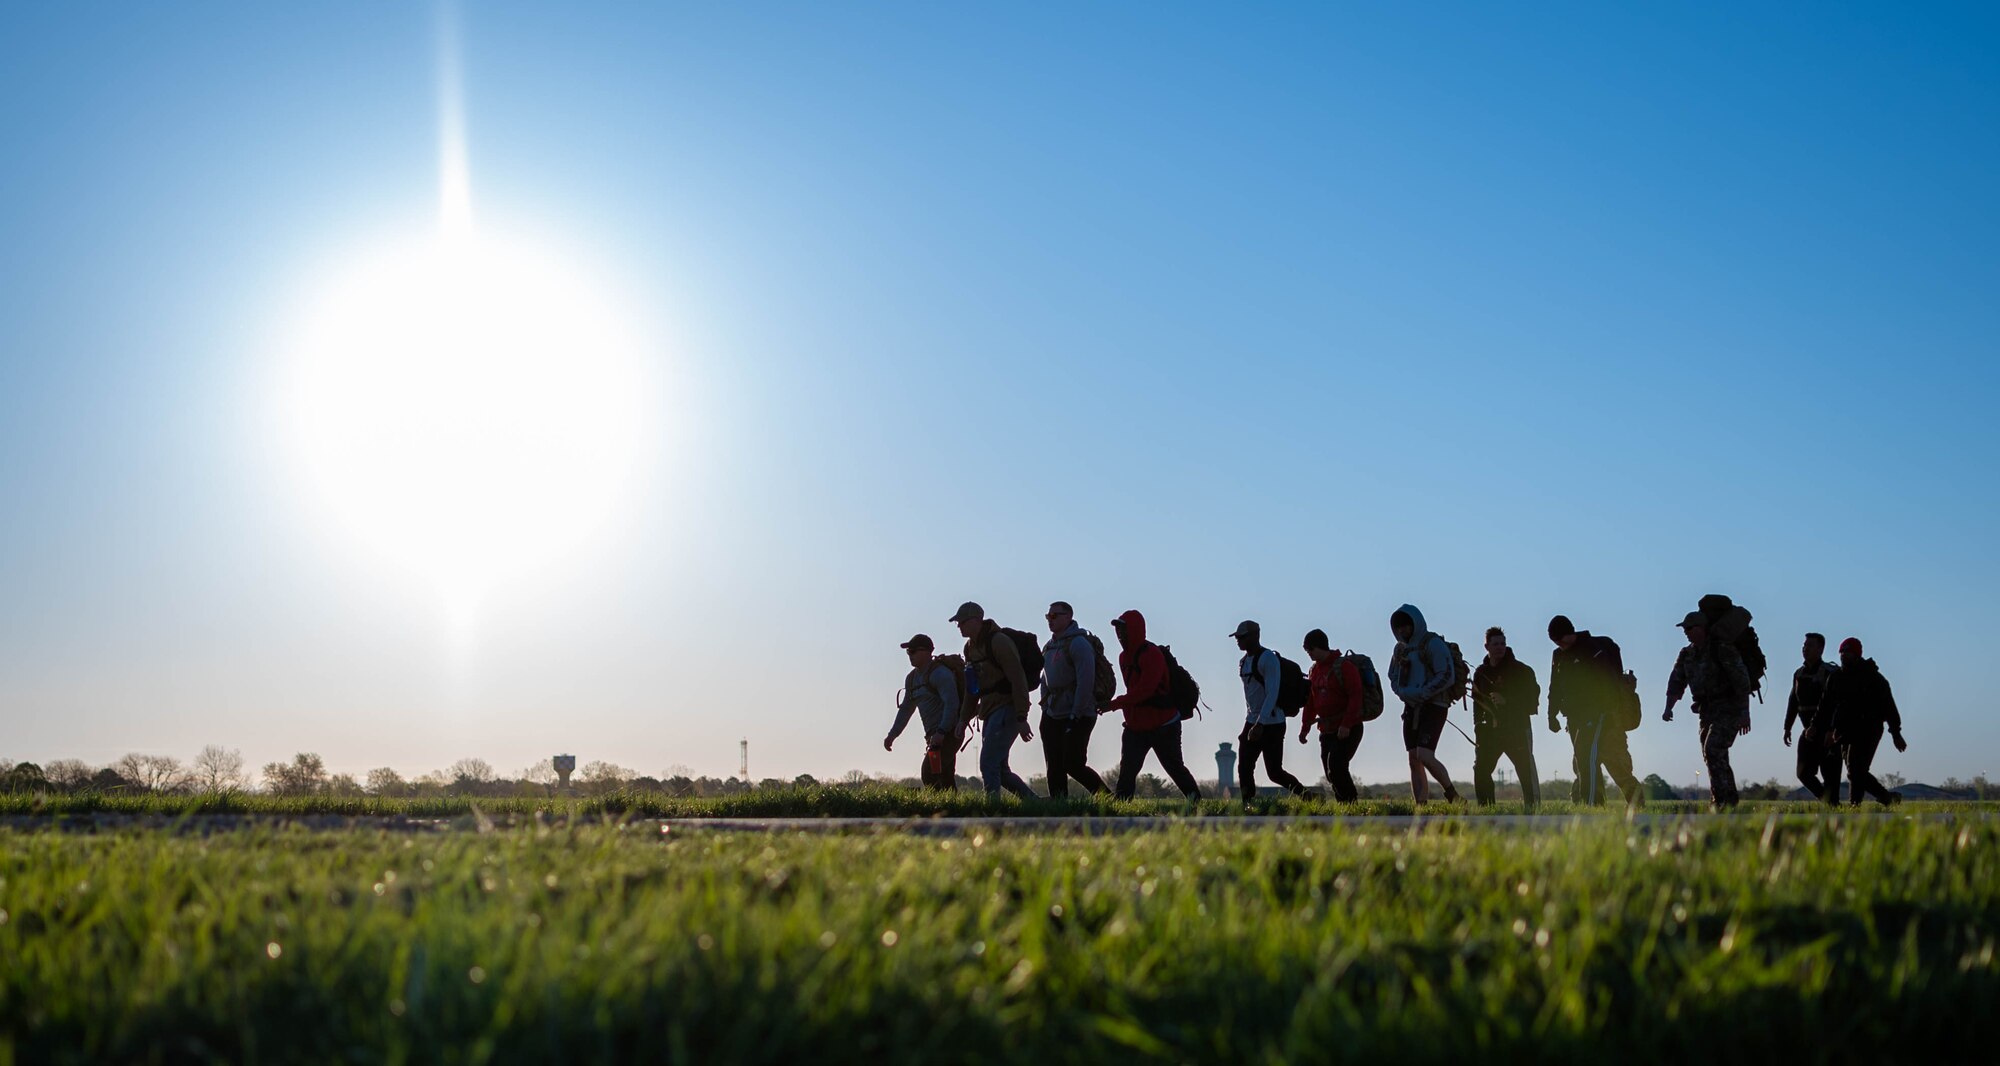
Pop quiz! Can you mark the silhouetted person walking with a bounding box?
[1299,628,1366,803]
[1102,610,1201,801]
[886,634,962,790]
[1665,611,1752,809]
[1471,626,1540,808]
[1234,620,1309,803]
[1038,601,1110,798]
[1389,605,1463,804]
[952,601,1038,800]
[1547,616,1638,806]
[1824,637,1907,807]
[1784,632,1842,803]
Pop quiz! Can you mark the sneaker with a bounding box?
[1887,791,1904,806]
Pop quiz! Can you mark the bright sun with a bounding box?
[286,230,647,607]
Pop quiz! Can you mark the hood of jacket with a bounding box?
[1391,604,1429,651]
[1115,609,1147,648]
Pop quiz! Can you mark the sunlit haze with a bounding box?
[1,3,1995,789]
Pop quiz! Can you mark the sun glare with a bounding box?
[285,230,646,608]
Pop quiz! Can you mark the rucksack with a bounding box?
[1154,644,1202,717]
[1430,635,1471,706]
[1251,653,1310,716]
[1616,670,1642,731]
[1698,594,1767,695]
[983,626,1044,694]
[1082,632,1117,705]
[1342,651,1386,722]
[922,654,971,736]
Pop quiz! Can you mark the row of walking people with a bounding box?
[887,596,1910,810]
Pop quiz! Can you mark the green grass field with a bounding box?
[0,784,1972,822]
[3,806,1996,1064]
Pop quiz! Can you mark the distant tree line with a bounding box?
[1,750,1990,800]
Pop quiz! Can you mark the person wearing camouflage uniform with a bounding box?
[1664,610,1753,809]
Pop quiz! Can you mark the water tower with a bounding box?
[552,754,576,794]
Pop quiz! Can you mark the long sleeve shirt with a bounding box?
[1240,648,1283,725]
[1666,640,1751,714]
[890,663,960,742]
[1301,655,1365,733]
[1107,642,1177,731]
[1039,626,1097,720]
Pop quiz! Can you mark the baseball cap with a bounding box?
[1677,611,1707,629]
[947,601,984,624]
[900,634,934,651]
[1229,620,1260,640]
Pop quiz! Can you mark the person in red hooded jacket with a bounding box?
[1103,610,1202,800]
[1298,628,1366,802]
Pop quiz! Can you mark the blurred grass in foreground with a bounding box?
[2,813,1996,1063]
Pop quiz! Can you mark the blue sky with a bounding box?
[1,2,1996,788]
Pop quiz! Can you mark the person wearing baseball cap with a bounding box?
[887,634,962,790]
[1821,636,1908,806]
[951,602,1038,800]
[1665,610,1754,810]
[1234,619,1310,804]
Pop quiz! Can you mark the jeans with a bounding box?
[1239,722,1307,800]
[980,705,1036,800]
[1116,718,1201,799]
[1473,717,1538,807]
[1039,713,1108,798]
[1318,723,1364,802]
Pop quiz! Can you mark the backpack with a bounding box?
[1251,653,1310,716]
[1342,651,1386,722]
[1429,635,1471,706]
[1082,633,1117,705]
[1616,670,1642,731]
[1154,644,1202,717]
[922,655,971,735]
[983,626,1044,694]
[1698,595,1767,695]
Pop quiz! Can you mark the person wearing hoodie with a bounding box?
[1388,605,1463,804]
[951,601,1038,800]
[1102,610,1202,800]
[1784,633,1843,803]
[1298,628,1366,803]
[1665,611,1753,809]
[1823,637,1907,807]
[885,634,962,790]
[1548,615,1637,806]
[1471,626,1541,808]
[1038,601,1110,799]
[1234,620,1311,803]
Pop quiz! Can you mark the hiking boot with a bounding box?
[1887,791,1904,806]
[1442,785,1464,804]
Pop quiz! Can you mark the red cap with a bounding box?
[1838,637,1863,657]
